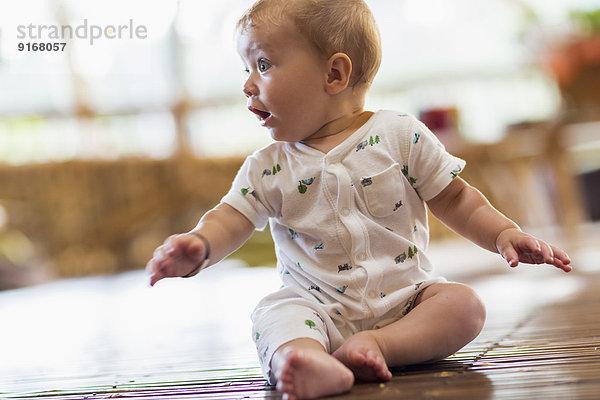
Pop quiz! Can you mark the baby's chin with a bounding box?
[269,128,309,143]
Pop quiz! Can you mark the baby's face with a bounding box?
[237,18,332,143]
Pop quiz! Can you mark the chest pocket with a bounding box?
[361,163,405,218]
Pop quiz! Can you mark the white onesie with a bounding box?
[221,110,465,381]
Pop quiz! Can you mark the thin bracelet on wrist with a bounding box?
[181,231,211,278]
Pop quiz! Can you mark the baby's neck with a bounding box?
[301,109,373,154]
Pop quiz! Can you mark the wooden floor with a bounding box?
[1,235,599,399]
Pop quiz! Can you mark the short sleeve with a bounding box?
[406,117,466,201]
[221,155,273,230]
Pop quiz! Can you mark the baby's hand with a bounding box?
[496,228,572,272]
[146,233,208,286]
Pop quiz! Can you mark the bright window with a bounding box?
[0,0,598,163]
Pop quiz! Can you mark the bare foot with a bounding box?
[273,347,354,400]
[332,332,392,382]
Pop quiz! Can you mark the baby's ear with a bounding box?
[325,53,352,95]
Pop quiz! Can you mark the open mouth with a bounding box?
[248,106,272,122]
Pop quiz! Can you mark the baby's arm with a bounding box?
[426,178,571,272]
[147,203,255,286]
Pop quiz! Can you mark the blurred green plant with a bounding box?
[228,229,276,267]
[571,9,600,34]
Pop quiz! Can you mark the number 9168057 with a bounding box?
[18,42,67,51]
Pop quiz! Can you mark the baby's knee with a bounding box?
[448,283,486,338]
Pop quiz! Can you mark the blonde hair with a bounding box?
[236,0,382,87]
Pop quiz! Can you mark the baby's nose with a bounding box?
[242,78,257,98]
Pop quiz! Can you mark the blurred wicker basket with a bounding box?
[0,155,243,277]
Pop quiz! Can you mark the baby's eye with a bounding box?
[258,59,271,73]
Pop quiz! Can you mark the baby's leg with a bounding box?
[334,282,485,379]
[271,338,354,400]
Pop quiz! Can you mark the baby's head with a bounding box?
[237,0,382,89]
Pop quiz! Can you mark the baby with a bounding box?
[147,1,572,399]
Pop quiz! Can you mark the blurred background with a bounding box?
[0,0,600,289]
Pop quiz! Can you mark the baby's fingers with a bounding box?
[148,240,182,285]
[538,240,555,265]
[147,258,168,287]
[527,240,573,273]
[498,243,520,268]
[511,236,545,265]
[153,244,174,270]
[551,257,572,273]
[148,262,162,286]
[518,240,572,273]
[549,245,572,272]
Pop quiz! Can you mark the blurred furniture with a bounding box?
[454,120,587,237]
